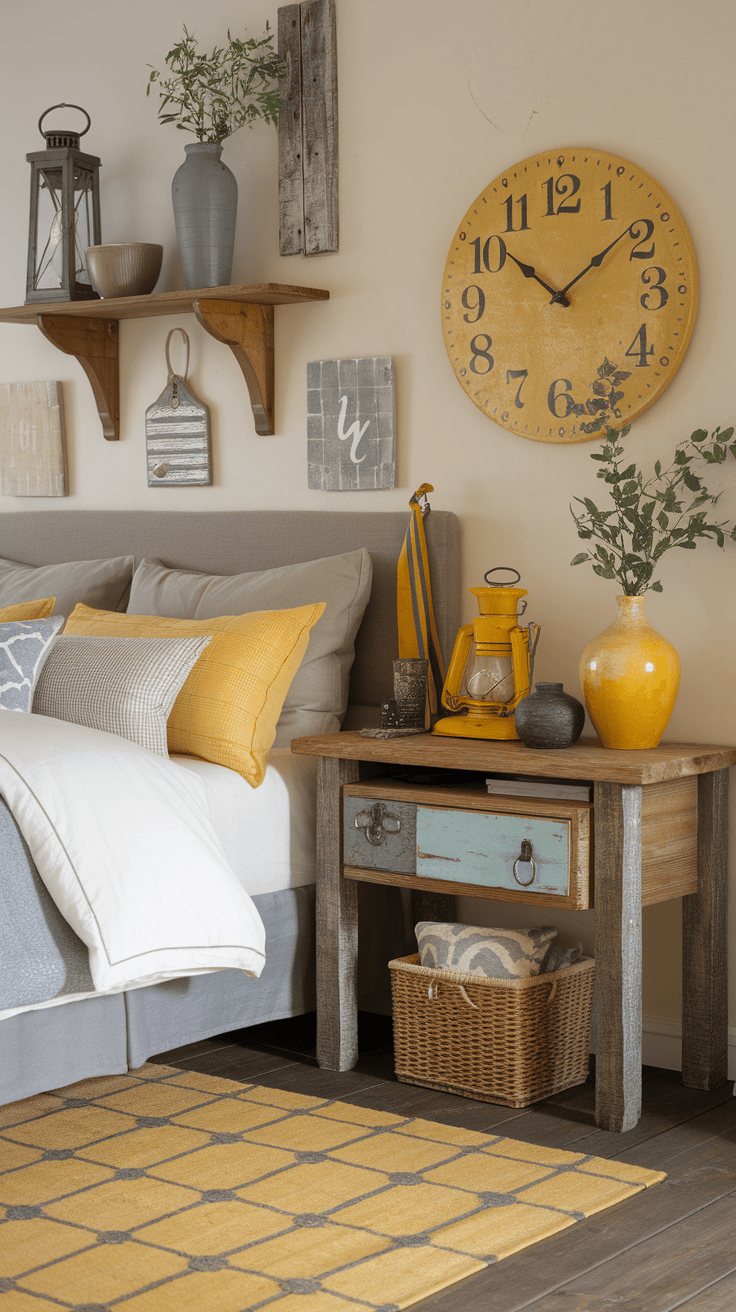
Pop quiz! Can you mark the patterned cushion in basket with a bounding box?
[415,921,557,980]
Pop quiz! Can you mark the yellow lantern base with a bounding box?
[432,711,520,741]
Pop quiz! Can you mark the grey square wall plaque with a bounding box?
[307,357,396,491]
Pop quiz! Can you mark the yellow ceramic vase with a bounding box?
[579,595,680,750]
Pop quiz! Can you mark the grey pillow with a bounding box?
[0,555,134,616]
[33,634,211,756]
[127,551,373,745]
[0,618,63,712]
[415,921,558,980]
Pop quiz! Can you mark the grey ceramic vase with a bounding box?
[514,682,585,749]
[171,142,237,290]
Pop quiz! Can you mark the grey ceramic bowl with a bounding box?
[85,243,163,298]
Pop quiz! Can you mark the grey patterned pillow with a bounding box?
[415,921,557,980]
[0,618,64,713]
[33,634,211,757]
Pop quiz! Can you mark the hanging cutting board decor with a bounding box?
[145,328,212,486]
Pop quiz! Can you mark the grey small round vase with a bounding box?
[171,142,237,290]
[514,682,585,749]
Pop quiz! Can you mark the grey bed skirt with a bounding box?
[2,886,316,1106]
[2,882,410,1106]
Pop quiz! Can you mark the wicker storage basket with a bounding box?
[389,952,595,1108]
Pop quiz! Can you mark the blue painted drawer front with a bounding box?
[416,806,570,895]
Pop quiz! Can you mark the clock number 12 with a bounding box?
[542,174,581,216]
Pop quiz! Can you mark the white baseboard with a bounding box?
[363,996,736,1086]
[640,1015,736,1083]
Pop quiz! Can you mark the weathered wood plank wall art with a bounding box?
[308,357,396,491]
[278,0,338,255]
[0,381,67,496]
[145,329,212,486]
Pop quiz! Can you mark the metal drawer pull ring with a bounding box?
[513,839,536,886]
[354,802,402,847]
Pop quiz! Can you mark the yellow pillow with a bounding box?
[65,601,326,786]
[0,597,55,621]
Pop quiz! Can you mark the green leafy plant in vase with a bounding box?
[147,25,282,290]
[569,359,736,749]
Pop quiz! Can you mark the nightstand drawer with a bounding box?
[416,806,569,895]
[343,783,591,906]
[343,796,417,871]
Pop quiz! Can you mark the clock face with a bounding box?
[442,148,698,443]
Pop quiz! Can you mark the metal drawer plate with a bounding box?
[416,806,570,895]
[343,797,417,872]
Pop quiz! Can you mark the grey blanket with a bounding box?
[0,796,94,1011]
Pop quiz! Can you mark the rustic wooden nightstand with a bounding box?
[290,731,736,1132]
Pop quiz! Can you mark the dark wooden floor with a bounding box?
[156,1012,736,1312]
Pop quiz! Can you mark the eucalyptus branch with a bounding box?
[147,24,283,143]
[570,420,736,594]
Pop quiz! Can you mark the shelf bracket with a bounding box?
[37,314,119,441]
[193,299,275,435]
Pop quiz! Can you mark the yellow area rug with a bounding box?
[0,1063,665,1310]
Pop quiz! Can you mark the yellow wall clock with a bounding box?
[441,147,698,443]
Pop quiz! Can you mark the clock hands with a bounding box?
[559,221,642,297]
[504,216,645,308]
[504,251,570,307]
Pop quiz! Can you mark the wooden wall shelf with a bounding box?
[0,283,329,440]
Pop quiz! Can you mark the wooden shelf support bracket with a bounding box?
[37,314,119,441]
[194,299,275,435]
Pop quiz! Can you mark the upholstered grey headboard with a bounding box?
[0,509,461,724]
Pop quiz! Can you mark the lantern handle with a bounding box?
[38,104,91,138]
[484,566,521,587]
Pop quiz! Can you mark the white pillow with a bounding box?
[33,634,211,757]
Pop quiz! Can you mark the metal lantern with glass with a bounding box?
[432,568,540,740]
[25,104,101,304]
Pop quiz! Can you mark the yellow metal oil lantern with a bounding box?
[432,568,540,741]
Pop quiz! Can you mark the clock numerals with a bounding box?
[469,334,494,375]
[461,285,486,324]
[506,369,528,409]
[501,194,530,232]
[629,220,655,260]
[444,149,697,443]
[542,174,581,216]
[547,378,577,419]
[625,324,655,368]
[469,235,507,275]
[640,266,668,311]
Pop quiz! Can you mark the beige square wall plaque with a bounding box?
[0,381,68,497]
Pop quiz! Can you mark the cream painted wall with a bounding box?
[1,0,735,1049]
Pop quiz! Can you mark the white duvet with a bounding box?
[0,710,265,993]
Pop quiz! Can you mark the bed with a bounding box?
[0,508,460,1104]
